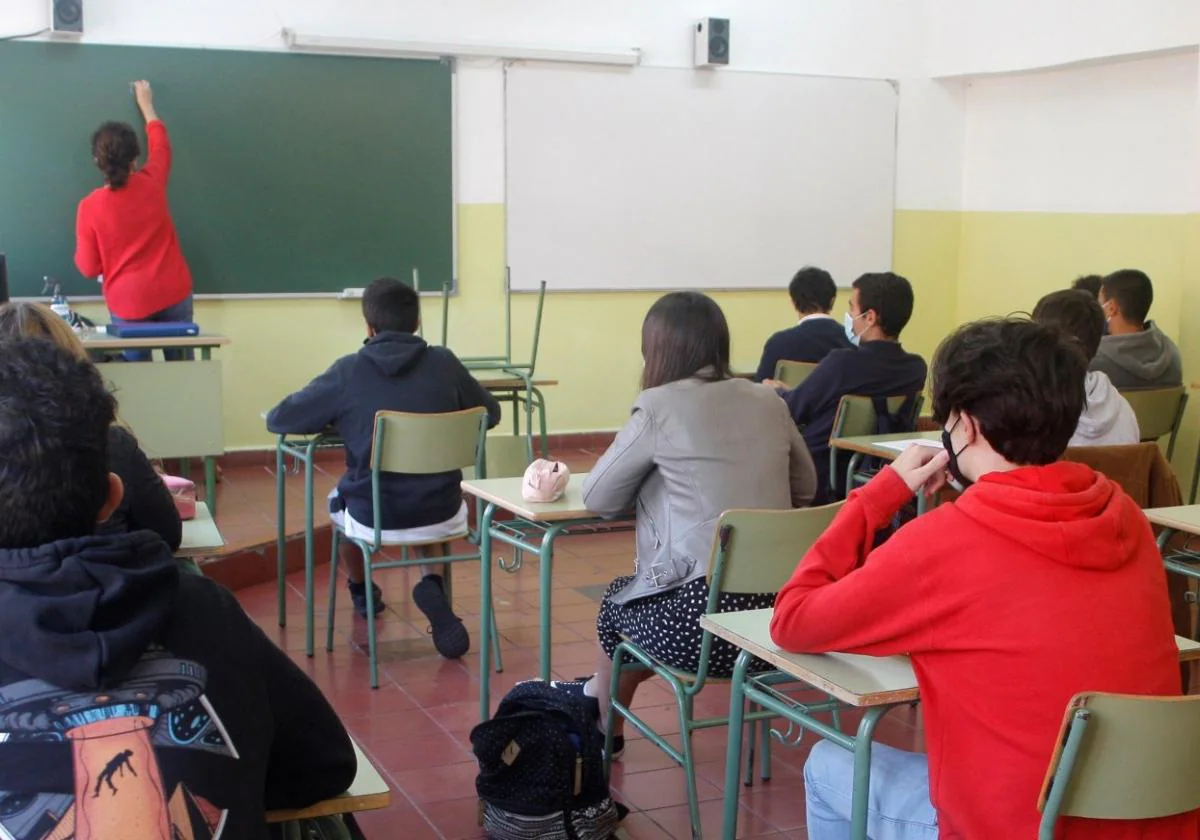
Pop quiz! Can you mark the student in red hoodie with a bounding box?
[75,81,194,362]
[771,317,1196,840]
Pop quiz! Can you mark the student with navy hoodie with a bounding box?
[267,278,501,659]
[765,272,927,505]
[0,338,356,839]
[753,266,851,382]
[772,318,1195,840]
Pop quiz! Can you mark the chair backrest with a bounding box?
[1038,692,1200,834]
[463,433,532,481]
[705,504,845,600]
[371,407,488,476]
[1121,387,1188,459]
[774,359,819,389]
[829,393,924,442]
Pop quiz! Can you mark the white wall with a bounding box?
[920,0,1200,77]
[962,51,1200,214]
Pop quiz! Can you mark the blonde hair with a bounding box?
[0,301,89,360]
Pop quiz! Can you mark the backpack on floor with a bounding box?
[470,681,626,840]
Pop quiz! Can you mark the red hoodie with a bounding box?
[771,463,1197,839]
[75,121,193,320]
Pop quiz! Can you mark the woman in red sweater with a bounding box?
[75,81,194,361]
[772,318,1197,839]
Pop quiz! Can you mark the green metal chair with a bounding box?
[1122,386,1188,461]
[773,359,818,389]
[828,393,925,498]
[606,503,846,838]
[1038,692,1200,839]
[324,407,502,688]
[1120,386,1195,502]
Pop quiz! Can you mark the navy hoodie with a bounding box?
[754,316,853,382]
[0,532,356,839]
[266,332,502,530]
[782,340,927,504]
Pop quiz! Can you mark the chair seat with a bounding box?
[337,523,471,550]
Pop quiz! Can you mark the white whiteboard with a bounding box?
[505,64,898,292]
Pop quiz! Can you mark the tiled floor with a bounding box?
[226,446,926,839]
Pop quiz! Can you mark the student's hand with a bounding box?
[132,80,158,120]
[761,378,786,391]
[890,445,950,496]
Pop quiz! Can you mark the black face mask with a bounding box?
[941,417,973,490]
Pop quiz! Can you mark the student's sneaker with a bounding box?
[347,580,386,618]
[412,574,470,659]
[546,677,625,760]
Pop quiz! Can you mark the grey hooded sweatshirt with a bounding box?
[1090,321,1182,391]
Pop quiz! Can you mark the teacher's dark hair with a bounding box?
[91,122,141,189]
[641,291,732,391]
[362,277,419,334]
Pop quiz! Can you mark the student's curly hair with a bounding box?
[931,318,1085,466]
[0,338,116,547]
[91,121,141,188]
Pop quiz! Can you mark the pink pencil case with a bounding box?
[162,474,197,520]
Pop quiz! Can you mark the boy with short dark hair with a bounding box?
[267,277,500,659]
[1093,269,1182,390]
[766,271,926,504]
[1033,289,1139,446]
[753,266,851,382]
[0,338,355,838]
[772,318,1194,839]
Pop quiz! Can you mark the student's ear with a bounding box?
[959,412,980,447]
[96,473,125,525]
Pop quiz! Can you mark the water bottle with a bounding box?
[44,278,71,323]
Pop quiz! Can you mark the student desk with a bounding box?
[85,332,230,514]
[461,473,633,722]
[704,608,1200,840]
[1146,505,1200,584]
[829,431,943,514]
[265,740,390,823]
[702,608,918,840]
[472,375,558,460]
[178,501,225,559]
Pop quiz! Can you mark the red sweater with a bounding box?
[772,463,1198,840]
[75,120,193,320]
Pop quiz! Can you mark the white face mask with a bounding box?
[843,311,864,346]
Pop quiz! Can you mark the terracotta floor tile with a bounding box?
[420,795,490,840]
[392,759,481,804]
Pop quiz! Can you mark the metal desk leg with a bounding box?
[303,439,318,658]
[721,650,753,840]
[479,503,497,722]
[204,456,218,518]
[538,525,568,682]
[849,706,889,840]
[275,438,288,627]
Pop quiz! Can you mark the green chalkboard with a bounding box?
[0,41,452,297]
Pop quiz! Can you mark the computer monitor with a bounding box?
[0,255,8,305]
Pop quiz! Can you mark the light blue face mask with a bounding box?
[843,311,865,346]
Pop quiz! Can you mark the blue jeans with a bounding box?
[805,741,938,840]
[110,295,195,362]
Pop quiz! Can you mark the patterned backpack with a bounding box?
[470,681,626,840]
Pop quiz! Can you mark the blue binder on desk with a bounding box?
[105,321,200,338]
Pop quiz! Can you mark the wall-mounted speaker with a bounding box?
[694,18,729,68]
[50,0,84,35]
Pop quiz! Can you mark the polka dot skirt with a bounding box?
[596,576,775,678]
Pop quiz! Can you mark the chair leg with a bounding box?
[362,544,380,689]
[489,587,504,673]
[677,693,703,840]
[326,527,341,653]
[743,708,757,788]
[759,704,772,782]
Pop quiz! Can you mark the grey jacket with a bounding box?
[1090,321,1182,391]
[582,375,817,605]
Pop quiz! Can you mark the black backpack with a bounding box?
[470,681,626,840]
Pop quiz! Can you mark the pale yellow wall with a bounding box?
[76,204,959,450]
